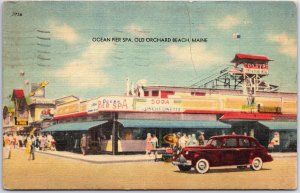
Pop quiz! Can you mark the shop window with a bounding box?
[152,90,159,97]
[144,91,149,96]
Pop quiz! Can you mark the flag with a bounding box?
[232,32,241,39]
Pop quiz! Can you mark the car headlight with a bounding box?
[185,151,189,155]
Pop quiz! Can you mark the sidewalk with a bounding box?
[18,148,157,164]
[12,148,297,164]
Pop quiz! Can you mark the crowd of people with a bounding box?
[3,133,57,160]
[145,132,206,155]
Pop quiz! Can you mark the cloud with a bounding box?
[217,15,241,30]
[49,21,79,44]
[55,42,115,88]
[165,44,223,68]
[267,33,297,58]
[124,23,148,38]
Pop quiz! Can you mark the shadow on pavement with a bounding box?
[174,167,271,174]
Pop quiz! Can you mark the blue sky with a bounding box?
[2,1,297,106]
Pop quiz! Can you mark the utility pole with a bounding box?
[111,112,118,155]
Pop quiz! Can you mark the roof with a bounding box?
[12,89,25,99]
[117,119,231,129]
[41,121,107,132]
[259,121,297,130]
[231,53,272,63]
[220,113,273,120]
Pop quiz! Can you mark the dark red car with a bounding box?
[172,135,273,174]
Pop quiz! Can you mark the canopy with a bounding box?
[42,120,107,132]
[231,53,272,63]
[118,119,231,129]
[259,121,297,130]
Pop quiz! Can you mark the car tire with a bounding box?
[178,165,192,171]
[195,159,210,174]
[250,157,263,171]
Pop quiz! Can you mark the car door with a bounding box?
[237,138,251,165]
[220,137,238,166]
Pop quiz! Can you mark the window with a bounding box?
[144,91,149,96]
[224,138,237,148]
[209,139,223,148]
[239,138,250,147]
[152,90,159,97]
[251,140,257,147]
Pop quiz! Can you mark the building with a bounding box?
[41,54,297,154]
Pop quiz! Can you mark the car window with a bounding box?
[251,140,257,147]
[223,138,237,148]
[210,139,223,148]
[239,138,250,147]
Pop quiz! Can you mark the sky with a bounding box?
[2,1,297,106]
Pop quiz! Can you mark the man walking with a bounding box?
[80,134,87,156]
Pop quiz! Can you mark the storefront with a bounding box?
[259,121,297,152]
[42,119,231,154]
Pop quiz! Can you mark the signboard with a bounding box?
[87,97,134,113]
[243,63,269,75]
[134,98,182,112]
[30,83,46,97]
[14,117,28,126]
[31,97,55,105]
[258,106,281,113]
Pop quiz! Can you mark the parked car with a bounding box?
[172,135,273,174]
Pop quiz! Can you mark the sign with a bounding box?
[243,63,268,75]
[14,117,28,126]
[31,97,55,104]
[30,82,47,97]
[258,106,281,113]
[87,97,134,113]
[134,98,182,112]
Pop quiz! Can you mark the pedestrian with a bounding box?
[25,136,32,160]
[30,136,36,160]
[40,135,46,151]
[145,133,153,155]
[80,134,87,156]
[179,133,188,149]
[18,134,23,148]
[187,134,199,146]
[198,132,205,146]
[151,134,159,150]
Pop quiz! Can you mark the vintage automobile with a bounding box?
[172,135,273,174]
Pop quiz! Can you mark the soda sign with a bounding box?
[87,97,134,113]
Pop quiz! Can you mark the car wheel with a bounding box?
[250,157,263,171]
[195,159,210,174]
[178,165,192,171]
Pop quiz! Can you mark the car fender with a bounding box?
[192,151,211,166]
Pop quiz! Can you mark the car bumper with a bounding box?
[172,155,192,166]
[172,160,192,166]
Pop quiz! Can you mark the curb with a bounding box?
[34,150,156,164]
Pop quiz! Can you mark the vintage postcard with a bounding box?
[2,1,297,190]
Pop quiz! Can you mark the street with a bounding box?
[3,149,297,190]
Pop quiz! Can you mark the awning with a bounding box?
[259,121,297,130]
[42,121,107,132]
[118,119,231,129]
